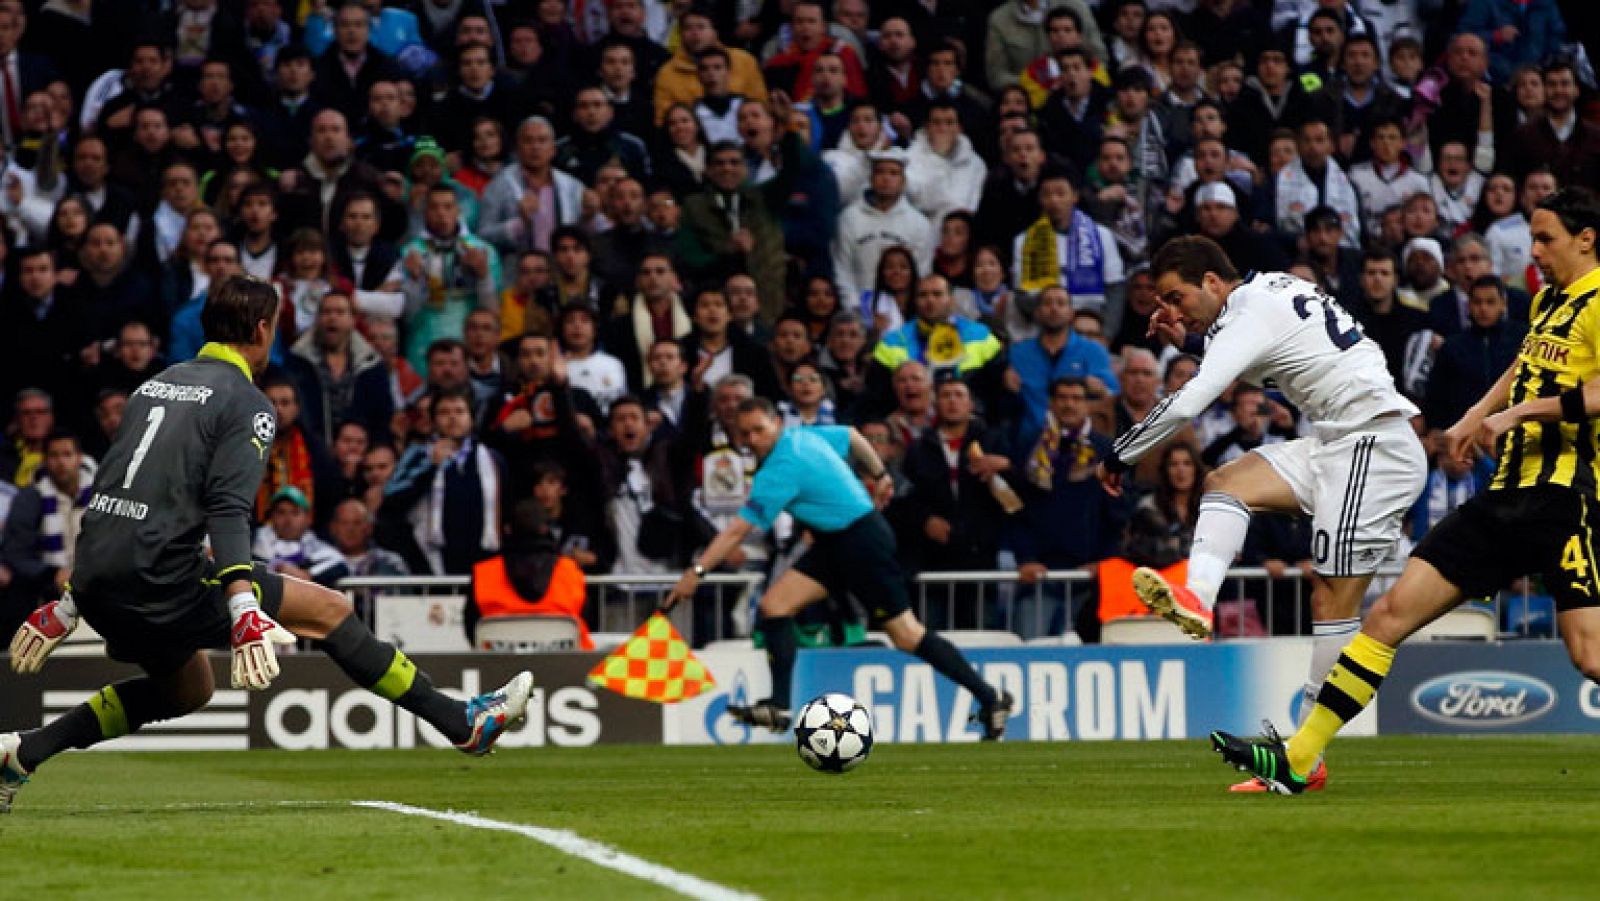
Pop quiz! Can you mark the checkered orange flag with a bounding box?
[587,613,715,703]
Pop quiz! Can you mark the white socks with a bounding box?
[1187,492,1252,612]
[1304,617,1362,724]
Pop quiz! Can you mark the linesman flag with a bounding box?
[588,613,715,703]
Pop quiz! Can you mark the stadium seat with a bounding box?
[702,638,756,652]
[1100,616,1191,645]
[1024,632,1083,646]
[587,632,633,653]
[943,630,1024,648]
[1408,606,1498,642]
[475,614,585,653]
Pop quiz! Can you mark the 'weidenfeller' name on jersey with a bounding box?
[133,379,218,405]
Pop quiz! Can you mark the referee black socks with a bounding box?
[320,615,471,744]
[914,631,999,708]
[757,616,797,709]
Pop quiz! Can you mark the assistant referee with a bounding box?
[665,397,1014,737]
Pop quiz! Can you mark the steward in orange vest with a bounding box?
[468,500,593,649]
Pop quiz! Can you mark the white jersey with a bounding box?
[1113,272,1419,466]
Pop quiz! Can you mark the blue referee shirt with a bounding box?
[739,426,873,533]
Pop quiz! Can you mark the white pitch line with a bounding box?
[353,800,761,901]
[26,800,345,813]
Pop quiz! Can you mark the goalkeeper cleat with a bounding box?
[0,733,29,814]
[727,700,791,733]
[1228,759,1328,793]
[972,690,1016,741]
[1211,722,1310,795]
[456,671,535,757]
[1132,567,1214,640]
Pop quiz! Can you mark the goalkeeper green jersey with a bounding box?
[72,343,275,622]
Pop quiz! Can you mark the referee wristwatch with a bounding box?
[692,563,707,578]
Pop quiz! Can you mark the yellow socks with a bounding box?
[1287,632,1396,774]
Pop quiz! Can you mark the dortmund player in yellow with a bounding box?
[1213,187,1600,793]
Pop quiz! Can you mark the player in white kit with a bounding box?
[1096,236,1427,792]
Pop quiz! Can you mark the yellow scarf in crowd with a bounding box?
[1018,214,1060,295]
[1027,413,1098,489]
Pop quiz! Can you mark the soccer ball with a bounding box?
[794,693,874,773]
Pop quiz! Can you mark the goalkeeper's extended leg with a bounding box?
[274,577,529,752]
[6,650,215,809]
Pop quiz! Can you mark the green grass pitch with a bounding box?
[2,738,1597,899]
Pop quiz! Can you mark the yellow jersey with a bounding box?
[1491,265,1600,493]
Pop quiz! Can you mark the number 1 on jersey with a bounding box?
[121,405,167,490]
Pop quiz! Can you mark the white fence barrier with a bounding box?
[339,566,1548,650]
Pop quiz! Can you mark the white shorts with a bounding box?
[1253,417,1427,577]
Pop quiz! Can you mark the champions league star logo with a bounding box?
[251,412,276,458]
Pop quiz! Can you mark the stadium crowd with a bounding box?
[0,0,1589,643]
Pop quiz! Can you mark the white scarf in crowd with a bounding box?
[1276,159,1361,248]
[631,294,692,387]
[413,438,500,573]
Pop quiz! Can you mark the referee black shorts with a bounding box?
[1414,485,1600,613]
[74,562,287,676]
[791,512,912,625]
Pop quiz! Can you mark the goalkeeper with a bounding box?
[1,277,531,813]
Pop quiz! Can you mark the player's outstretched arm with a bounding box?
[1110,306,1271,472]
[206,401,294,689]
[663,517,755,611]
[1475,378,1600,454]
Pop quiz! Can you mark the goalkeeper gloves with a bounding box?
[9,592,79,674]
[228,592,296,691]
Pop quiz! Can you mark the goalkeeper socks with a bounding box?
[18,680,175,770]
[1187,492,1252,611]
[1287,631,1396,774]
[1304,618,1361,724]
[913,631,998,708]
[319,614,470,744]
[757,616,796,709]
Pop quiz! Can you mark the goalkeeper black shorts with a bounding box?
[74,562,287,676]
